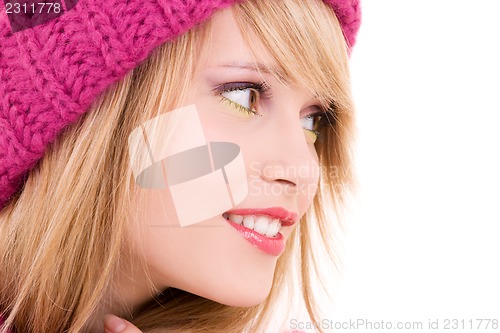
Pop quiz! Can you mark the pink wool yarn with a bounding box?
[0,0,361,210]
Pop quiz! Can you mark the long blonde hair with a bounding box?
[0,0,354,332]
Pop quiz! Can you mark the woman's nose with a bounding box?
[260,160,299,192]
[254,113,319,196]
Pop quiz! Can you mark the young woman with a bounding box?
[0,0,361,332]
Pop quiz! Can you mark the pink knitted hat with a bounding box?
[0,0,361,210]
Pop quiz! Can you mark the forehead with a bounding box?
[199,2,343,108]
[203,9,279,73]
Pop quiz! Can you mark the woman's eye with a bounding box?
[301,113,324,144]
[221,88,259,115]
[219,83,263,116]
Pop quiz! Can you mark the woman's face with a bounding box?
[124,8,322,308]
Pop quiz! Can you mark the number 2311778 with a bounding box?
[5,2,62,14]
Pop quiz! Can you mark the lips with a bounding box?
[223,207,298,256]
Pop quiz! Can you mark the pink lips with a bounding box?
[223,207,298,256]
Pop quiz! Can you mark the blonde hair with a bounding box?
[0,0,354,332]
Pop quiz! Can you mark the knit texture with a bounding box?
[0,0,361,210]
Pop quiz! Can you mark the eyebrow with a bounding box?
[210,62,289,82]
[210,62,330,108]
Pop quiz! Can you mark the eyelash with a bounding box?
[217,82,270,115]
[303,110,336,142]
[216,81,335,142]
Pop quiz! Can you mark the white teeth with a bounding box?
[228,214,243,225]
[265,219,281,238]
[225,213,283,238]
[254,216,271,235]
[242,216,255,229]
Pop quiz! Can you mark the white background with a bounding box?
[325,1,500,332]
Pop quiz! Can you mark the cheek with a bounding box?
[125,105,284,306]
[127,187,278,306]
[299,153,320,213]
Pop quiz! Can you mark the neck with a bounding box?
[85,255,160,332]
